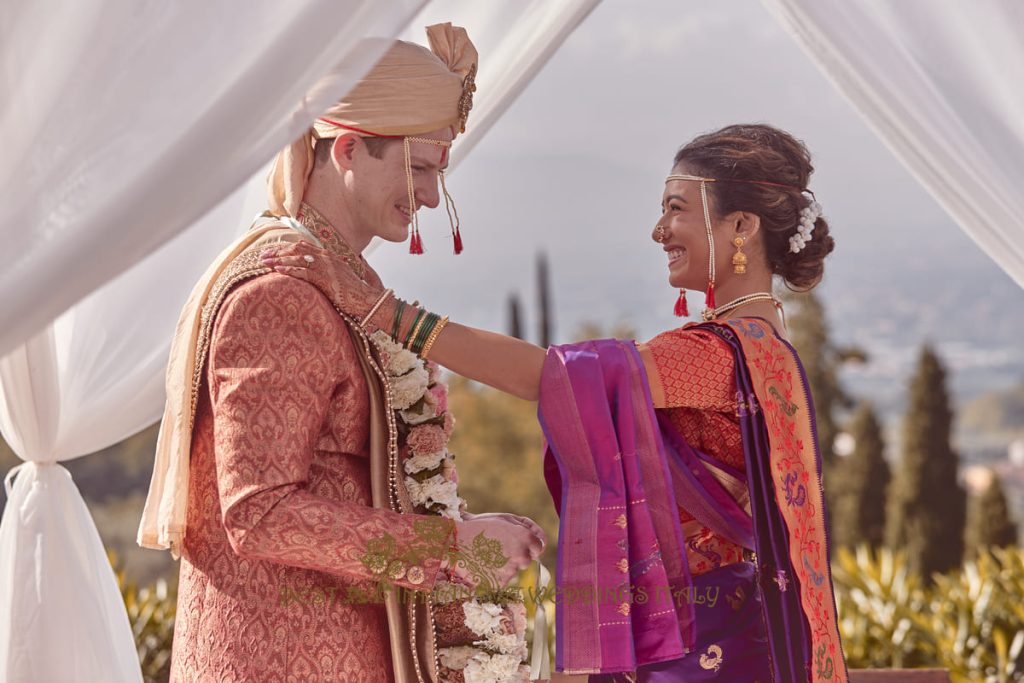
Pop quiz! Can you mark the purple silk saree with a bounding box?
[538,322,848,682]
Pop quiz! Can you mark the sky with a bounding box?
[366,0,1024,420]
[370,1,990,336]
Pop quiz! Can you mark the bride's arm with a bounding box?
[413,319,546,401]
[263,242,546,401]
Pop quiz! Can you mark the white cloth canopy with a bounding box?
[0,0,598,680]
[0,0,430,359]
[762,0,1024,289]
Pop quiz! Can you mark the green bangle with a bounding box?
[405,309,427,349]
[411,313,439,355]
[391,300,406,342]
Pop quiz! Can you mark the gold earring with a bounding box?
[732,236,748,275]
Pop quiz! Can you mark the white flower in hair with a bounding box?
[789,199,823,254]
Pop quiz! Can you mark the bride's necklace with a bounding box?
[702,292,783,322]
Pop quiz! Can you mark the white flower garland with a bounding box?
[370,331,529,682]
[371,330,466,519]
[437,599,530,682]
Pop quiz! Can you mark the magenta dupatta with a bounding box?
[539,324,848,682]
[538,339,696,674]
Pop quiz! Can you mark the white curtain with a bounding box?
[0,2,427,680]
[0,0,428,359]
[0,1,598,680]
[761,0,1024,289]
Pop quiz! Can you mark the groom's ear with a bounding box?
[331,134,362,171]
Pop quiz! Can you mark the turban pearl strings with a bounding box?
[402,136,458,255]
[315,120,461,255]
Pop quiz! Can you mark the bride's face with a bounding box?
[653,166,759,291]
[653,174,715,290]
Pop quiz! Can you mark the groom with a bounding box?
[139,24,543,682]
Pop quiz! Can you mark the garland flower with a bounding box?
[371,330,465,519]
[370,331,530,683]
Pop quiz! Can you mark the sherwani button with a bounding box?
[387,560,407,580]
[406,566,425,585]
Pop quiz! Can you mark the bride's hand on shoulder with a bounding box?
[261,241,382,319]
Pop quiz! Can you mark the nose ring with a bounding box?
[655,225,668,243]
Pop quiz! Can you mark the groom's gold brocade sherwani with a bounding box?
[169,273,447,683]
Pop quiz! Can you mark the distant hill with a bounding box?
[960,381,1024,438]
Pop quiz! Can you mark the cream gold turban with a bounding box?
[268,23,478,217]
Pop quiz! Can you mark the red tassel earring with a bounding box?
[674,290,689,317]
[452,225,463,255]
[409,226,424,254]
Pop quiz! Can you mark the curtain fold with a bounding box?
[0,1,599,678]
[0,2,428,679]
[761,0,1024,289]
[0,0,429,357]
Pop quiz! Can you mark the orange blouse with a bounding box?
[642,325,746,576]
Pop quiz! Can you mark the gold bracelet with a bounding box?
[360,288,393,330]
[406,309,429,350]
[420,316,449,359]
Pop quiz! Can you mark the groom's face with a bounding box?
[346,128,452,245]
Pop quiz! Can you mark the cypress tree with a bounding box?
[537,252,553,348]
[832,402,890,549]
[964,472,1018,559]
[507,293,524,340]
[885,345,967,578]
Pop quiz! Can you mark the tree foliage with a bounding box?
[832,402,890,550]
[507,293,524,340]
[885,345,967,578]
[965,472,1019,560]
[445,375,559,566]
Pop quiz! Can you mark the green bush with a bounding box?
[111,553,177,683]
[832,545,933,668]
[835,545,1024,682]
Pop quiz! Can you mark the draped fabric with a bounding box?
[762,0,1024,289]
[0,0,429,358]
[539,340,695,674]
[539,322,847,681]
[0,2,599,679]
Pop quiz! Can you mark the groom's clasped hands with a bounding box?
[451,512,547,590]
